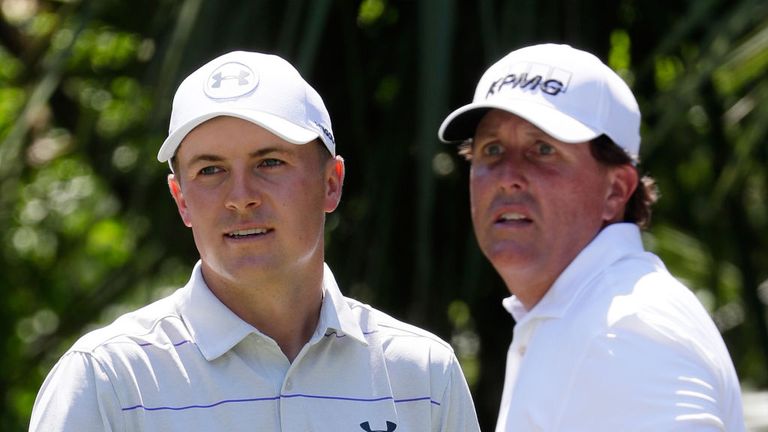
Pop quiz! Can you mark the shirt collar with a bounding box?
[178,261,367,362]
[314,262,368,346]
[177,261,256,361]
[503,223,645,323]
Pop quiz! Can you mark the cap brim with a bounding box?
[157,109,320,162]
[438,100,601,145]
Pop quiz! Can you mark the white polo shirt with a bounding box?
[30,262,480,432]
[495,223,745,432]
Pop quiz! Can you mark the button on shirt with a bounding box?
[30,262,480,432]
[495,223,745,432]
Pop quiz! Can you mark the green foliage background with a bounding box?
[1,0,767,430]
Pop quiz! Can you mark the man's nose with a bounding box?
[225,171,261,212]
[497,153,528,192]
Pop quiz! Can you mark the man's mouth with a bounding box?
[496,212,532,224]
[225,228,271,238]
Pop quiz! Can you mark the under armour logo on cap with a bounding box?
[360,421,397,432]
[158,51,337,164]
[204,61,259,99]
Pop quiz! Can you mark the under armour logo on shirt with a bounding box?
[360,421,397,432]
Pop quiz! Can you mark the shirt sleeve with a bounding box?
[29,351,122,432]
[434,354,481,432]
[552,326,743,432]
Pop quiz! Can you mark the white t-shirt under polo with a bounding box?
[30,262,479,432]
[495,223,745,432]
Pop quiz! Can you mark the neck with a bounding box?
[202,261,325,362]
[501,273,553,311]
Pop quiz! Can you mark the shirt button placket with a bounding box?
[280,374,305,431]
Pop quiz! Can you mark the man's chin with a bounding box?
[482,242,536,268]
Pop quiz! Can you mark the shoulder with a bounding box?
[565,253,739,396]
[574,249,714,337]
[340,298,472,408]
[598,255,722,348]
[345,297,453,349]
[542,249,735,384]
[68,289,187,357]
[343,297,457,369]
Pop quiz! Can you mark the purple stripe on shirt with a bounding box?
[122,394,439,412]
[324,330,378,338]
[395,396,441,406]
[281,393,394,402]
[122,396,280,411]
[137,340,194,348]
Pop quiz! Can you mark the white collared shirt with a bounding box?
[495,223,745,432]
[30,262,480,432]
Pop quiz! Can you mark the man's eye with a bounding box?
[199,166,222,175]
[482,143,503,157]
[536,142,556,156]
[259,159,284,167]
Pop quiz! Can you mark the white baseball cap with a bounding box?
[438,43,641,161]
[157,50,335,164]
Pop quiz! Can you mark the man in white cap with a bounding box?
[438,43,745,431]
[30,51,480,432]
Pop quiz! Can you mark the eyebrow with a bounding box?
[184,147,291,166]
[475,123,552,142]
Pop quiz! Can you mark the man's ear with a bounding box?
[168,174,192,227]
[603,164,638,223]
[324,155,345,213]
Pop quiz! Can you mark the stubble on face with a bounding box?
[468,110,617,309]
